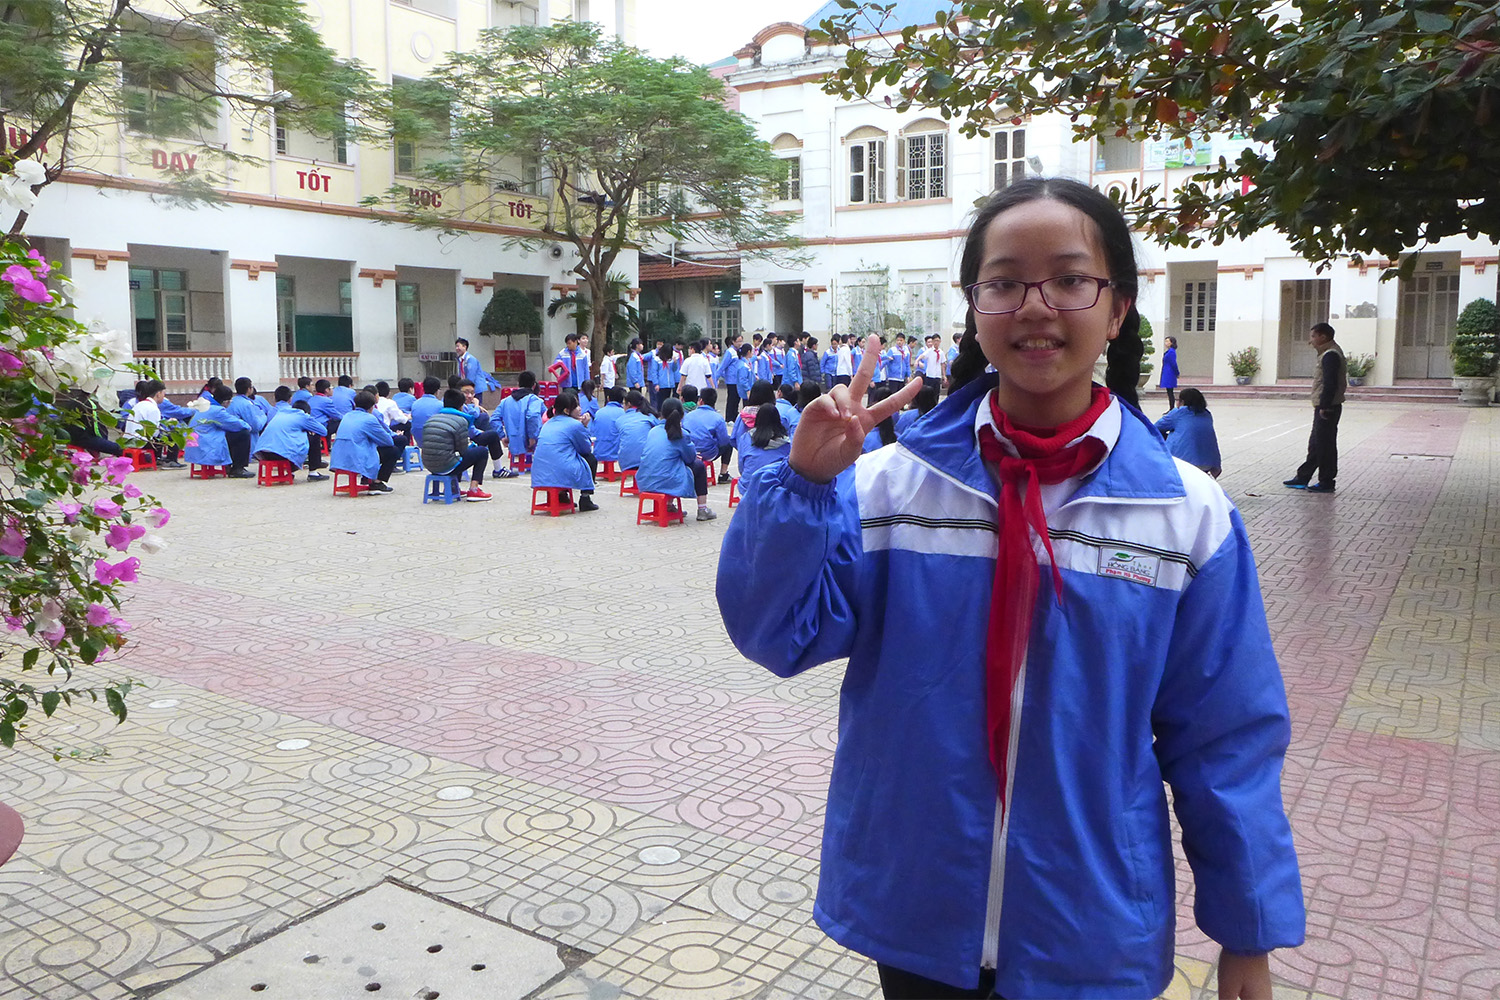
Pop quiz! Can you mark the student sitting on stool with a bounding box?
[329,390,400,494]
[186,385,254,476]
[532,389,598,512]
[421,389,493,502]
[256,389,331,482]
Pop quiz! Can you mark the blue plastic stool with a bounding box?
[422,474,460,505]
[402,446,422,472]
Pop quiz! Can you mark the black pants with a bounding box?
[224,429,252,470]
[834,375,853,387]
[1294,404,1341,486]
[1165,386,1177,409]
[373,444,401,483]
[772,375,783,389]
[689,459,708,498]
[66,426,124,457]
[472,428,505,461]
[877,964,1001,999]
[303,433,325,472]
[448,444,490,485]
[923,376,942,391]
[725,384,741,424]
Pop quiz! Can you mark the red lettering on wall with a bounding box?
[3,126,49,156]
[406,187,442,209]
[149,150,198,173]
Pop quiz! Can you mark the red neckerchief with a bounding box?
[977,386,1111,805]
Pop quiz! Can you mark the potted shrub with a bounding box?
[1227,346,1261,385]
[479,287,542,354]
[1345,353,1375,387]
[1136,316,1155,388]
[1452,299,1498,406]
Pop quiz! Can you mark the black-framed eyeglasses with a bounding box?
[964,275,1116,315]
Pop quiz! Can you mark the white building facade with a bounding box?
[716,4,1498,388]
[6,0,637,391]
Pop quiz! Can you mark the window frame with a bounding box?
[847,137,886,205]
[993,128,1027,190]
[898,129,947,201]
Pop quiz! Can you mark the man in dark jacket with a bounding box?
[421,389,493,502]
[1285,322,1347,494]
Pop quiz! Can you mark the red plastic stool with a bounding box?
[599,460,620,483]
[619,468,638,497]
[123,447,157,471]
[510,452,532,473]
[257,459,296,486]
[189,464,226,480]
[637,492,685,527]
[531,486,575,517]
[703,459,716,483]
[728,477,740,508]
[331,470,368,497]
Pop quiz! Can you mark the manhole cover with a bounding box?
[1389,454,1443,461]
[153,882,566,999]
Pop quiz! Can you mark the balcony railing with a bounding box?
[279,353,359,382]
[134,352,233,385]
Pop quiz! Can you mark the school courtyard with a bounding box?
[1,396,1496,1000]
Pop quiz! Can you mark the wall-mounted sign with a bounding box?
[407,188,443,208]
[297,170,332,193]
[2,126,48,155]
[151,150,198,172]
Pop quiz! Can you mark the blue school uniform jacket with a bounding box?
[731,412,791,480]
[257,403,328,466]
[650,355,680,388]
[636,424,697,498]
[329,409,395,480]
[1160,346,1180,389]
[821,349,838,378]
[409,395,443,445]
[894,408,923,439]
[1155,406,1221,470]
[734,360,755,399]
[774,398,801,436]
[331,385,357,414]
[184,403,250,466]
[309,393,342,426]
[290,388,313,405]
[591,401,627,462]
[715,374,1303,997]
[775,349,799,385]
[578,395,599,421]
[715,349,739,387]
[616,409,660,470]
[626,351,645,388]
[887,347,912,381]
[682,405,731,459]
[392,391,416,412]
[159,398,197,423]
[751,350,774,383]
[227,394,267,452]
[458,351,501,393]
[498,391,545,455]
[531,413,594,490]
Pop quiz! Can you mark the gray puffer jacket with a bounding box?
[421,410,471,475]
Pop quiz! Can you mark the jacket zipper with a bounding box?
[981,650,1027,969]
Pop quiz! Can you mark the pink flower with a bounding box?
[41,626,66,644]
[0,523,25,558]
[68,450,95,469]
[86,603,114,626]
[3,615,24,632]
[92,498,122,519]
[101,455,134,485]
[122,483,142,499]
[185,432,199,447]
[105,523,146,552]
[147,507,171,528]
[93,557,140,585]
[0,350,21,374]
[2,264,51,304]
[26,249,51,278]
[56,501,82,523]
[73,466,93,484]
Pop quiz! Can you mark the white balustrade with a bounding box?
[133,353,234,385]
[278,353,360,382]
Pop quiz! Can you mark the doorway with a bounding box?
[772,283,803,335]
[1395,271,1458,378]
[1277,279,1329,378]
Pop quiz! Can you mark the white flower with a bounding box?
[12,160,45,186]
[0,161,45,213]
[69,524,90,543]
[140,535,167,555]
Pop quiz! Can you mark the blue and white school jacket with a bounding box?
[716,373,1304,997]
[591,401,627,462]
[821,349,838,378]
[887,346,912,381]
[626,351,645,388]
[775,348,800,385]
[531,413,594,490]
[185,403,251,466]
[257,403,328,466]
[458,351,502,393]
[498,391,545,455]
[636,425,697,498]
[616,409,660,470]
[751,350,774,383]
[650,355,680,389]
[1155,406,1221,471]
[227,394,267,453]
[682,405,731,459]
[329,409,395,480]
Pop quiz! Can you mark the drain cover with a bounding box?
[155,881,566,999]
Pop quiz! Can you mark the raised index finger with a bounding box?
[867,374,923,426]
[848,334,882,403]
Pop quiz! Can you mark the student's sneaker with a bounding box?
[696,507,718,521]
[1282,478,1308,489]
[227,466,254,479]
[367,480,394,494]
[494,468,519,479]
[161,460,186,470]
[465,487,492,502]
[1305,482,1336,493]
[306,471,328,482]
[717,473,731,485]
[578,495,599,512]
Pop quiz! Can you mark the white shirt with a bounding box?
[920,348,943,378]
[599,354,618,389]
[374,396,410,428]
[836,345,853,377]
[680,353,715,390]
[124,397,160,441]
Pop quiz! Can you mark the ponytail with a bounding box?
[1104,306,1143,409]
[948,314,989,393]
[661,398,684,440]
[750,403,786,449]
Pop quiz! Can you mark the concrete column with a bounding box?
[353,265,398,381]
[67,248,134,340]
[740,285,768,334]
[226,261,280,387]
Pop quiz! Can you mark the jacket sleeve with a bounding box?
[1317,351,1340,408]
[1151,511,1305,955]
[302,414,329,436]
[525,399,543,442]
[716,462,864,677]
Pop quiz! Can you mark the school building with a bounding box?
[13,0,638,391]
[643,0,1499,389]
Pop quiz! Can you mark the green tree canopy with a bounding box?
[0,0,386,235]
[817,1,1500,267]
[479,286,542,344]
[375,21,803,359]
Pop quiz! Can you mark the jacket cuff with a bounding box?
[776,460,837,501]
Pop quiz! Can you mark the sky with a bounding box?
[633,0,824,65]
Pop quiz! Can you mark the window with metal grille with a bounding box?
[1182,280,1217,333]
[900,131,946,200]
[777,156,801,201]
[397,282,421,354]
[848,139,886,204]
[993,129,1026,189]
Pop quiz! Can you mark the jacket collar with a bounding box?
[899,372,1185,503]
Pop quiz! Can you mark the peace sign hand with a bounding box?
[789,334,924,485]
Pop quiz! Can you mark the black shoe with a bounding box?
[578,496,599,512]
[227,467,254,479]
[1282,479,1308,489]
[367,481,394,494]
[1305,482,1336,493]
[717,473,731,485]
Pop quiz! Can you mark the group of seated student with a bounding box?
[119,379,197,468]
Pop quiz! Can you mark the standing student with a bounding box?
[257,395,331,482]
[801,335,821,386]
[599,348,620,394]
[638,398,715,521]
[329,390,400,494]
[651,342,680,410]
[717,177,1302,1000]
[917,334,944,390]
[626,338,646,392]
[455,338,501,394]
[680,340,716,393]
[821,335,840,389]
[550,332,590,391]
[718,336,746,424]
[1156,387,1222,478]
[1159,335,1180,410]
[833,335,854,386]
[532,389,599,511]
[421,389,494,501]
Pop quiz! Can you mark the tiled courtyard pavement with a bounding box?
[1,398,1495,999]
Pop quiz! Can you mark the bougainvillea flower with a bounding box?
[92,498,122,519]
[101,455,135,485]
[93,557,140,585]
[122,483,142,499]
[0,349,22,374]
[0,523,25,558]
[85,603,114,626]
[56,501,83,524]
[105,523,147,552]
[2,264,51,304]
[68,449,95,469]
[147,507,171,528]
[26,249,51,278]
